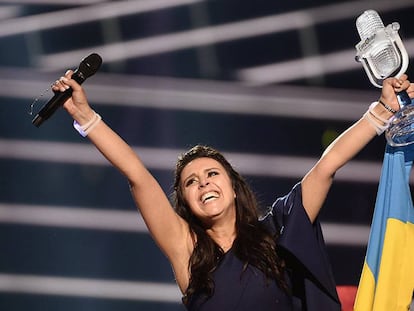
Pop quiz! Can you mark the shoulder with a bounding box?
[259,182,303,233]
[271,182,302,214]
[261,183,303,219]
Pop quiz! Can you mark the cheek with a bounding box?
[223,180,236,197]
[182,188,197,205]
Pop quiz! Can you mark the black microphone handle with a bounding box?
[32,88,74,127]
[32,68,86,127]
[31,53,102,128]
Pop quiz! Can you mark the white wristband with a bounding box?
[363,102,393,136]
[73,111,102,137]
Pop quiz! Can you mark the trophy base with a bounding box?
[385,104,414,147]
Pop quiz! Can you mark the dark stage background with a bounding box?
[1,0,414,310]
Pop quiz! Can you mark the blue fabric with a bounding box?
[354,143,414,310]
[267,183,340,310]
[186,183,340,311]
[366,144,414,279]
[186,248,293,311]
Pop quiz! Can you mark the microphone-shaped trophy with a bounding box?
[355,10,413,146]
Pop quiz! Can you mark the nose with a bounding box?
[198,179,209,188]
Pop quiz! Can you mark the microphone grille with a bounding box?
[79,53,102,79]
[356,10,384,40]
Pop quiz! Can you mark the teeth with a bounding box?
[201,192,219,203]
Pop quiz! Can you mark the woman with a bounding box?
[53,72,413,310]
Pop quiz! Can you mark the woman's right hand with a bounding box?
[51,70,95,126]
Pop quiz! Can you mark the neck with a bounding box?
[206,222,237,252]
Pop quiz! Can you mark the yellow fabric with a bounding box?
[354,219,414,311]
[354,262,375,310]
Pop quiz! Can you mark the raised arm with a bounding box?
[301,75,414,223]
[53,72,193,291]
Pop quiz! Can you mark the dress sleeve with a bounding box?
[261,182,341,311]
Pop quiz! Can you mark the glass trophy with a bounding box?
[355,10,413,146]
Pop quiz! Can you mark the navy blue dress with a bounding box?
[186,183,341,311]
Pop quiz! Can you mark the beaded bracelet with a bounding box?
[363,102,393,136]
[73,111,102,137]
[378,99,397,114]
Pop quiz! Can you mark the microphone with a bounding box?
[355,10,409,89]
[355,10,414,146]
[355,10,410,110]
[355,10,409,88]
[32,53,102,127]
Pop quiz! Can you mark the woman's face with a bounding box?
[180,157,236,225]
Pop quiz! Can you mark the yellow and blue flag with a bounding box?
[354,144,414,310]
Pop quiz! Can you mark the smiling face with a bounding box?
[180,157,236,226]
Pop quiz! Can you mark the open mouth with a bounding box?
[201,191,219,204]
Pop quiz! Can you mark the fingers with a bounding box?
[383,75,410,92]
[379,76,410,110]
[397,78,411,92]
[407,83,414,99]
[51,78,70,92]
[51,69,79,92]
[396,77,412,99]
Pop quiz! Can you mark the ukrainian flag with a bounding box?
[354,144,414,310]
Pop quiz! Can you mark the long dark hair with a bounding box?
[173,145,288,303]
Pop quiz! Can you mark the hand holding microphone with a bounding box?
[32,53,102,127]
